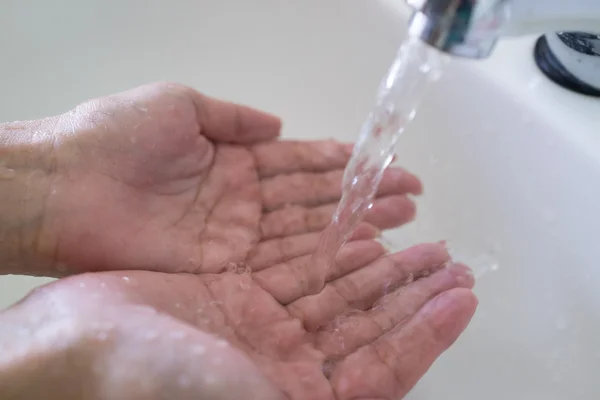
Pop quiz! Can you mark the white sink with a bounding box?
[1,1,599,398]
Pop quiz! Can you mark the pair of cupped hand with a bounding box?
[5,82,477,400]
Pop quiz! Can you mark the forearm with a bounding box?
[0,118,60,276]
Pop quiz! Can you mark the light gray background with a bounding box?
[1,1,599,399]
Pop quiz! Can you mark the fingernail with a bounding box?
[447,262,476,288]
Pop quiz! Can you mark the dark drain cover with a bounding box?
[534,35,600,98]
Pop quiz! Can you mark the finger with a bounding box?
[248,223,380,271]
[314,263,474,356]
[260,167,422,212]
[329,288,478,400]
[260,195,416,239]
[183,85,281,143]
[252,140,353,178]
[253,240,386,305]
[288,242,452,331]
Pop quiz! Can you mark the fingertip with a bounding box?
[389,241,452,269]
[448,262,476,289]
[364,195,416,231]
[237,105,282,142]
[379,168,424,196]
[350,223,381,240]
[395,168,423,195]
[189,89,282,144]
[424,288,478,347]
[406,172,424,195]
[343,143,355,156]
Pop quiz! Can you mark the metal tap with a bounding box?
[405,0,600,95]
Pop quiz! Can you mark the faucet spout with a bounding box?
[406,0,600,60]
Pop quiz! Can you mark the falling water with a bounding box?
[308,36,443,287]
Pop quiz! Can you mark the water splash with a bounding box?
[308,36,443,288]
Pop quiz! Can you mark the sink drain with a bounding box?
[534,32,600,98]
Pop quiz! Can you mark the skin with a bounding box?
[0,82,478,399]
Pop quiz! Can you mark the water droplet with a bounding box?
[78,282,86,288]
[419,63,432,73]
[0,168,16,180]
[228,262,252,275]
[429,155,439,166]
[122,276,130,282]
[382,278,393,296]
[192,345,206,355]
[407,109,417,121]
[175,303,182,309]
[215,339,229,348]
[489,263,499,272]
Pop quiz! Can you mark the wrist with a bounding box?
[0,118,60,275]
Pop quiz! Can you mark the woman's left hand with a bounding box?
[1,82,420,277]
[0,240,476,400]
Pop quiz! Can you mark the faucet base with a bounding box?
[534,35,600,98]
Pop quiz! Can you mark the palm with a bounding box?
[15,83,479,399]
[42,239,476,400]
[49,83,420,275]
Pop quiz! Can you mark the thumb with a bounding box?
[187,89,282,144]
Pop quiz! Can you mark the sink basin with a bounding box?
[1,0,599,398]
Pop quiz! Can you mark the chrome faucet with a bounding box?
[405,0,600,95]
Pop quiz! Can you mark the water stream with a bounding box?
[308,36,444,289]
